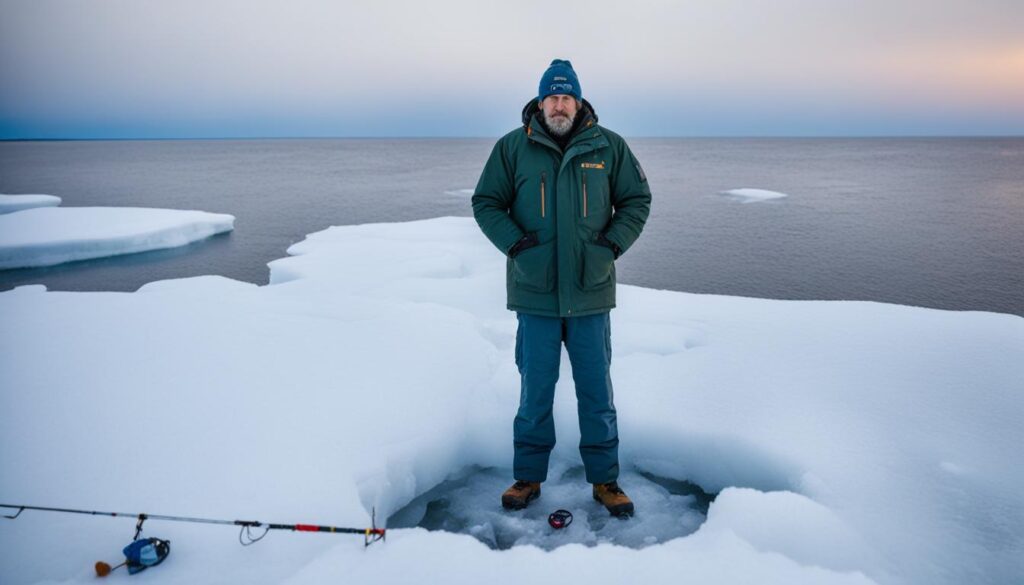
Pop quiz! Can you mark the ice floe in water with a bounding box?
[720,188,789,202]
[0,193,62,214]
[388,463,715,550]
[0,206,234,269]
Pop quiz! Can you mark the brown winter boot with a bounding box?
[593,481,634,517]
[501,480,541,510]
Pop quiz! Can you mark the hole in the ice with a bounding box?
[386,463,718,550]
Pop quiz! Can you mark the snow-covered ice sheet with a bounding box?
[1,217,1021,585]
[0,194,62,214]
[720,188,789,202]
[0,206,235,269]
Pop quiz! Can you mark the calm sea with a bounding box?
[1,138,1022,315]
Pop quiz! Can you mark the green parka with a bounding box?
[472,99,652,317]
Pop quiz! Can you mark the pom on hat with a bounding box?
[538,59,581,102]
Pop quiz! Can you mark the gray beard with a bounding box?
[544,111,576,137]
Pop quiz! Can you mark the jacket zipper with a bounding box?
[541,172,546,218]
[582,172,588,218]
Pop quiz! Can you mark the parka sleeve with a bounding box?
[603,140,652,257]
[471,138,525,255]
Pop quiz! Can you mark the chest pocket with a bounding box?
[580,166,611,223]
[512,170,555,233]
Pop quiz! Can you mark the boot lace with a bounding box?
[601,481,624,495]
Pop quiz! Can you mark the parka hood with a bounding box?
[521,98,599,130]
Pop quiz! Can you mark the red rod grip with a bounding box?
[294,524,320,532]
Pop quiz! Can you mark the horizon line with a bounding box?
[3,134,1024,142]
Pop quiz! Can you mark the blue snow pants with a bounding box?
[513,311,619,484]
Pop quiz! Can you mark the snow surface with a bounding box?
[0,194,62,214]
[445,188,475,197]
[720,188,789,202]
[1,216,1022,585]
[0,207,235,269]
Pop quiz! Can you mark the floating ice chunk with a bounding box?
[0,206,234,269]
[721,188,789,202]
[137,275,258,295]
[0,193,62,214]
[7,284,47,293]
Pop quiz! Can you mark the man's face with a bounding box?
[541,94,579,137]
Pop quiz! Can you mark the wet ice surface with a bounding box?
[387,461,716,550]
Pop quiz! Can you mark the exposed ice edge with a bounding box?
[0,193,62,214]
[1,216,1021,585]
[0,206,235,269]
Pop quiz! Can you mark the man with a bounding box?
[471,59,651,517]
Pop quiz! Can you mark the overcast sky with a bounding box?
[1,0,1022,138]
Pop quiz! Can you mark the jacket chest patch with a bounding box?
[581,161,605,169]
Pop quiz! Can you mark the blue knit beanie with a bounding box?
[538,59,581,102]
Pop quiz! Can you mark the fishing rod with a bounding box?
[1,502,386,547]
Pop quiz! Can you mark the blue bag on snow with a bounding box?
[122,537,171,575]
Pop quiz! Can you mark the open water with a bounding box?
[1,138,1022,315]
